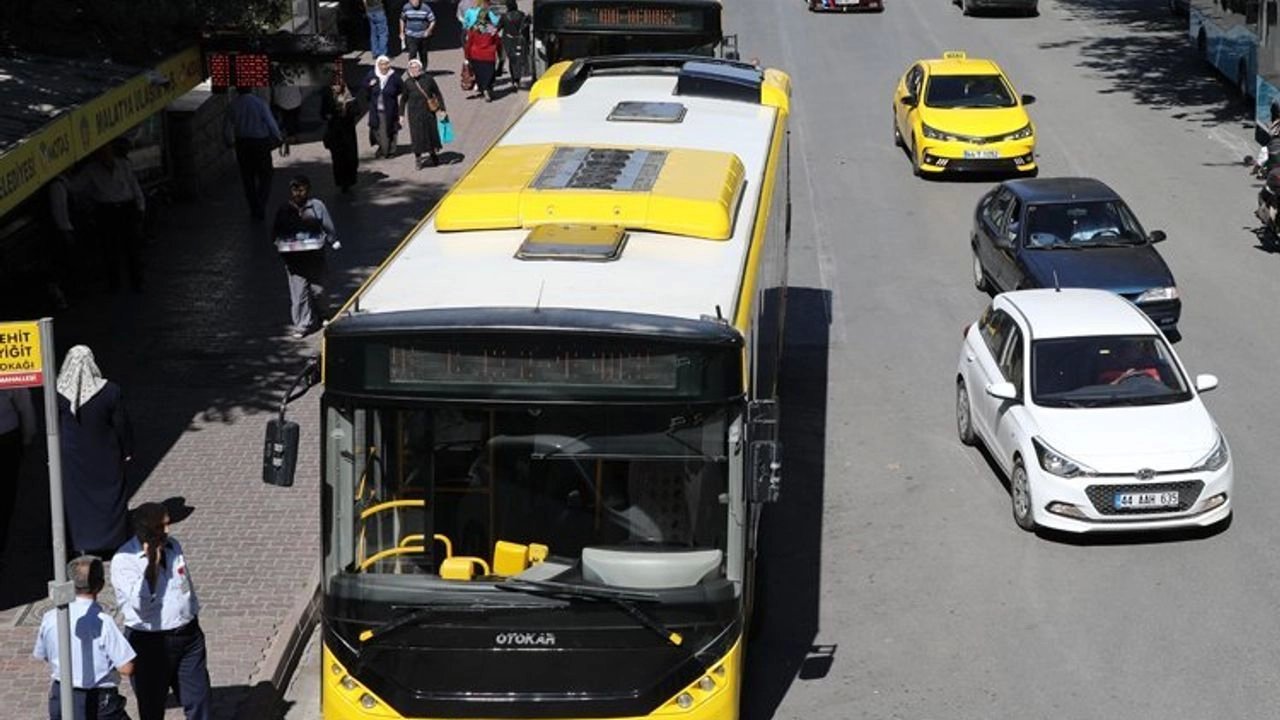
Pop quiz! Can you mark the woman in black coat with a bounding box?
[364,55,404,158]
[321,78,360,192]
[56,345,132,556]
[400,58,446,168]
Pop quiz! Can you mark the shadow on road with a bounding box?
[1052,0,1252,127]
[743,286,832,720]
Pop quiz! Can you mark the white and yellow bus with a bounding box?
[267,54,791,720]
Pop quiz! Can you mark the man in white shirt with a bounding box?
[111,503,211,720]
[79,142,146,292]
[33,555,136,720]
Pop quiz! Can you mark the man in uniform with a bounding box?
[33,555,137,720]
[111,503,212,720]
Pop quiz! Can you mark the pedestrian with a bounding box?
[497,0,530,91]
[46,172,76,309]
[365,0,389,57]
[400,0,436,66]
[80,142,145,292]
[271,81,304,148]
[273,175,340,338]
[365,55,404,158]
[223,86,284,220]
[0,388,36,552]
[56,345,133,557]
[320,78,360,192]
[111,502,211,720]
[401,58,446,169]
[33,555,137,720]
[464,14,501,102]
[462,0,500,30]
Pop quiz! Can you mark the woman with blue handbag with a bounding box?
[400,58,446,168]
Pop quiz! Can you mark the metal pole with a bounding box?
[39,318,74,720]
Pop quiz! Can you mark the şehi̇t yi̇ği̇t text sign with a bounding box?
[0,321,42,389]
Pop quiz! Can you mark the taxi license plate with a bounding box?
[963,150,1000,159]
[1114,491,1179,509]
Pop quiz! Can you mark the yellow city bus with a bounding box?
[531,0,736,77]
[265,54,790,720]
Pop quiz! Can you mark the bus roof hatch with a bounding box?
[436,143,745,240]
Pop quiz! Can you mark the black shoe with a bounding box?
[427,155,439,167]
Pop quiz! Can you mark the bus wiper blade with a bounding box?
[496,579,685,648]
[359,606,434,647]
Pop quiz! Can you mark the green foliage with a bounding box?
[1,0,290,65]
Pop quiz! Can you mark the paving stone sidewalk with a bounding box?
[0,41,526,719]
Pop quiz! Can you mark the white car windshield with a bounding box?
[1032,335,1192,408]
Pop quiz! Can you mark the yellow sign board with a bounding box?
[0,46,205,218]
[0,321,43,389]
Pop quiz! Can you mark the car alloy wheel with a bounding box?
[956,379,976,446]
[1010,458,1036,531]
[972,250,989,292]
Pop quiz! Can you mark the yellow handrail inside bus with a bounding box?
[399,533,454,559]
[360,545,424,570]
[359,499,425,520]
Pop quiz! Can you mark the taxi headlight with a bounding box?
[921,123,957,141]
[1033,437,1096,478]
[1193,433,1229,472]
[1003,124,1034,141]
[1135,286,1179,303]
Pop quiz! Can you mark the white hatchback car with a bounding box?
[956,289,1232,533]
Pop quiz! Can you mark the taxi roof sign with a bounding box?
[942,51,967,60]
[0,321,43,389]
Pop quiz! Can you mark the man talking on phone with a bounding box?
[111,503,211,720]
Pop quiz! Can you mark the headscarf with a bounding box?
[374,56,394,89]
[56,345,108,415]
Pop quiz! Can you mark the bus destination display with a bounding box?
[388,345,682,389]
[547,5,706,31]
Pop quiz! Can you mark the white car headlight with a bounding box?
[1033,437,1096,478]
[921,123,956,141]
[1002,124,1034,141]
[1135,286,1179,303]
[1193,433,1229,472]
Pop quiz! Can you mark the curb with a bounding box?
[235,563,322,720]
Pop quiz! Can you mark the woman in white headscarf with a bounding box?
[364,55,404,158]
[56,345,133,555]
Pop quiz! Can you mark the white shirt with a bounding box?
[111,537,200,631]
[78,157,145,211]
[33,597,136,688]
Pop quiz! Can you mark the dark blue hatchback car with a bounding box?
[970,177,1181,335]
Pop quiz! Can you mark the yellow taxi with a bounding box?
[892,51,1037,177]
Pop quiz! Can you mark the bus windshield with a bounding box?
[330,402,731,583]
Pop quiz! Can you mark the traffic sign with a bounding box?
[0,321,43,388]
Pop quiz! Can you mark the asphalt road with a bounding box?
[738,0,1280,719]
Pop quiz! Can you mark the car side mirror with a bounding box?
[1148,229,1167,244]
[903,94,918,108]
[1021,94,1036,105]
[1195,374,1219,393]
[985,381,1019,401]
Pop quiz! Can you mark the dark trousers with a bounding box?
[406,35,430,66]
[0,429,20,551]
[94,202,143,291]
[234,137,275,219]
[48,683,130,720]
[126,620,211,720]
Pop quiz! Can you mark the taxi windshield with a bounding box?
[925,74,1016,109]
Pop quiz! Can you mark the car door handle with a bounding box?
[966,353,975,363]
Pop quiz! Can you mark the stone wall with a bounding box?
[166,86,235,201]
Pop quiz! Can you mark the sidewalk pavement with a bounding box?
[0,38,527,719]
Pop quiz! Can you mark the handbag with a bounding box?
[460,61,476,92]
[411,77,442,113]
[437,117,454,145]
